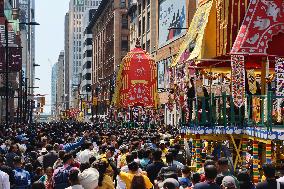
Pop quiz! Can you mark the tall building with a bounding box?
[89,0,129,115]
[56,51,65,114]
[67,0,101,108]
[51,63,58,116]
[64,13,70,109]
[80,8,97,102]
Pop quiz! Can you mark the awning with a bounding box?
[171,0,214,67]
[231,0,284,55]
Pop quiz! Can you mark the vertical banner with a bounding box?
[275,57,284,122]
[247,69,257,94]
[157,60,165,90]
[231,55,245,107]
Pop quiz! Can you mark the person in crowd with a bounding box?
[6,144,19,168]
[66,169,84,189]
[158,152,180,178]
[217,158,239,188]
[77,141,94,164]
[237,171,255,189]
[146,149,165,184]
[221,176,237,189]
[140,149,151,169]
[194,165,221,189]
[52,153,77,189]
[42,144,58,170]
[95,161,115,189]
[178,166,191,188]
[53,150,65,169]
[0,154,14,185]
[188,172,201,189]
[0,169,10,189]
[109,159,153,189]
[13,156,31,189]
[256,163,284,189]
[158,178,180,189]
[38,167,53,189]
[78,165,99,189]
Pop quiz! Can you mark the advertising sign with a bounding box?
[158,0,187,48]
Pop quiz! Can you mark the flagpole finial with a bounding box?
[135,38,141,48]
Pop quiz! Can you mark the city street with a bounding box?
[0,0,284,189]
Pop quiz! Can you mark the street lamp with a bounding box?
[33,64,40,67]
[35,78,40,80]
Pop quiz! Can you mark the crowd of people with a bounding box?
[0,122,283,189]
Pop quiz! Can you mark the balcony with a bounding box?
[180,93,284,129]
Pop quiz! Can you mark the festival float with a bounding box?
[170,0,284,181]
[112,40,158,127]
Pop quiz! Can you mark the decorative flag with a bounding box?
[231,55,245,107]
[247,69,257,94]
[275,57,284,122]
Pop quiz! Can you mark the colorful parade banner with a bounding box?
[276,57,284,122]
[112,42,157,108]
[231,55,245,107]
[247,69,257,94]
[232,0,284,54]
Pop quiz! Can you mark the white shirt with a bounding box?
[277,177,284,183]
[77,149,94,163]
[0,170,10,189]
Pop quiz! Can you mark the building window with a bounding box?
[122,15,128,29]
[142,16,145,34]
[142,0,146,9]
[138,4,141,15]
[146,40,150,52]
[147,13,150,31]
[121,36,128,51]
[138,20,141,36]
[120,0,126,8]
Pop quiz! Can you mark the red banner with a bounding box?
[232,0,284,54]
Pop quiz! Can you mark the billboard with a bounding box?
[158,0,187,48]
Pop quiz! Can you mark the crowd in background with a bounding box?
[0,122,283,189]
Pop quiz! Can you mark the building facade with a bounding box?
[80,9,97,102]
[67,0,101,108]
[51,63,57,116]
[64,13,70,110]
[56,51,65,114]
[89,0,129,115]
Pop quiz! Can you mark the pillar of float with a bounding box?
[242,137,248,169]
[195,134,201,169]
[266,140,272,163]
[253,140,260,183]
[191,138,196,167]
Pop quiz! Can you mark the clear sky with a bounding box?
[34,0,69,114]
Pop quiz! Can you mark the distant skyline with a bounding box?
[34,0,69,113]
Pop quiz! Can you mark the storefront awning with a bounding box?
[171,0,214,67]
[231,0,284,55]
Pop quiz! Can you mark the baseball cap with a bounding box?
[222,176,236,189]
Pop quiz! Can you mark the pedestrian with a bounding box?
[0,169,10,189]
[221,176,237,189]
[65,169,84,189]
[52,153,76,189]
[12,156,31,189]
[194,165,221,189]
[146,149,165,184]
[256,163,284,189]
[38,167,53,189]
[42,144,58,170]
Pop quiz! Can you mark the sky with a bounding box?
[34,0,69,114]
